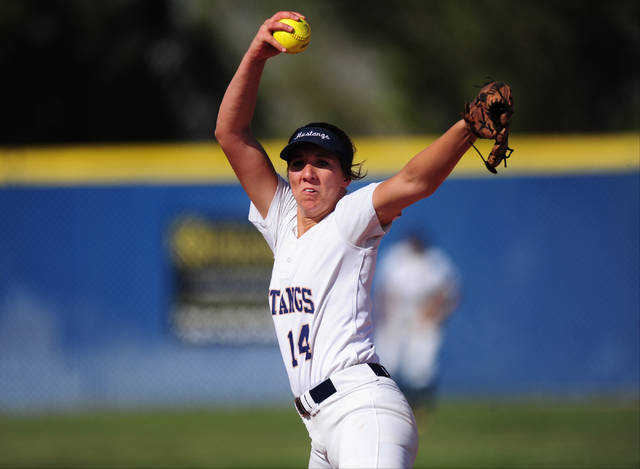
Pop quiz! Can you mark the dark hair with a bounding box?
[286,122,366,181]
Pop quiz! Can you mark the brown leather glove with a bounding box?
[463,81,514,174]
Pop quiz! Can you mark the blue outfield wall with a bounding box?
[0,173,638,410]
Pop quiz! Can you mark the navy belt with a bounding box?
[294,363,391,417]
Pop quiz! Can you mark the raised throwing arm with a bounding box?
[215,11,305,218]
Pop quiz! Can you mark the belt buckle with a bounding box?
[294,396,310,417]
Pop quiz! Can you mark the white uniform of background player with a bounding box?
[215,11,480,469]
[375,235,460,405]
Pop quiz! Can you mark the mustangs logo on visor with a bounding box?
[280,126,351,163]
[292,130,331,141]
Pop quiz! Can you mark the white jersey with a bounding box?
[249,176,388,397]
[375,240,460,388]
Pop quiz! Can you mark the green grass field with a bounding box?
[1,399,638,468]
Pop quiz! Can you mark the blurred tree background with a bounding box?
[1,0,638,145]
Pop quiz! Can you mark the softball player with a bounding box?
[215,11,478,468]
[375,234,461,409]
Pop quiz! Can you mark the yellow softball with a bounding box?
[273,18,311,54]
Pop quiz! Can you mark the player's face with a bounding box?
[287,145,350,221]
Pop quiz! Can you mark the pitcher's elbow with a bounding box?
[214,124,226,144]
[214,125,237,150]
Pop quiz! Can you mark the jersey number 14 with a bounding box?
[286,324,312,367]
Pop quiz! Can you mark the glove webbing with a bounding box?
[470,141,513,174]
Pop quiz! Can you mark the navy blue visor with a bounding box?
[280,126,352,163]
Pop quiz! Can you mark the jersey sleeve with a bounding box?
[248,176,297,253]
[333,182,390,248]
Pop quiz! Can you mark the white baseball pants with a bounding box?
[298,364,418,468]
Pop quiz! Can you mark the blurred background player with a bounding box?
[375,232,461,411]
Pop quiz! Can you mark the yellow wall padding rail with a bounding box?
[1,133,637,186]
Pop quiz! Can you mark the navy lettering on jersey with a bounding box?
[279,295,289,314]
[302,288,315,314]
[269,290,281,315]
[268,287,315,315]
[285,287,295,312]
[293,287,303,311]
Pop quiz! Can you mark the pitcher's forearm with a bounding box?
[373,120,477,225]
[403,119,476,196]
[215,54,267,141]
